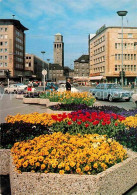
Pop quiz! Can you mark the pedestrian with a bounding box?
[66,78,71,91]
[131,82,134,89]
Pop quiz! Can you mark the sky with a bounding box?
[0,0,137,68]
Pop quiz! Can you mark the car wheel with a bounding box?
[108,95,113,102]
[14,90,17,94]
[5,90,8,94]
[125,98,130,102]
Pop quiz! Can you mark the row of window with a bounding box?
[115,65,136,71]
[0,41,8,46]
[115,43,136,49]
[0,27,8,32]
[15,50,23,56]
[26,56,31,59]
[0,62,7,67]
[94,56,105,64]
[0,48,8,53]
[0,34,8,39]
[15,30,23,38]
[0,55,8,60]
[16,44,23,51]
[54,44,62,48]
[115,54,136,60]
[118,33,133,39]
[16,37,23,44]
[94,36,105,46]
[74,74,89,77]
[16,57,23,63]
[94,46,105,55]
[15,64,23,69]
[94,66,105,73]
[75,69,89,72]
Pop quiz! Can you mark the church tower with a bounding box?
[53,33,64,67]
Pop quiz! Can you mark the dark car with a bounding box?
[89,83,133,102]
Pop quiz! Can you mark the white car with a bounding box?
[4,84,27,93]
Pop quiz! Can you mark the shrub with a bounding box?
[11,132,127,174]
[49,103,91,111]
[0,122,51,149]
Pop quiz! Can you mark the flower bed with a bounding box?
[40,91,95,106]
[10,146,137,195]
[11,132,127,174]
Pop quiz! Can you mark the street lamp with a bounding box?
[117,10,128,88]
[47,59,50,80]
[41,51,46,86]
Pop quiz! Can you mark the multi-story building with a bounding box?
[25,53,48,80]
[53,33,64,68]
[74,55,89,77]
[64,66,74,78]
[0,19,28,80]
[89,26,137,85]
[49,63,64,82]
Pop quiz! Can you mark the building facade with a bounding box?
[74,55,89,77]
[0,19,28,80]
[25,53,48,80]
[89,26,137,85]
[49,63,64,82]
[53,33,64,68]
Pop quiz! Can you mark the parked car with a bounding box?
[4,84,27,93]
[89,83,133,102]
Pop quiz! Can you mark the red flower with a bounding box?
[106,121,111,125]
[85,123,89,128]
[115,123,118,126]
[92,120,99,125]
[72,118,77,122]
[67,121,72,125]
[77,121,82,125]
[102,122,106,126]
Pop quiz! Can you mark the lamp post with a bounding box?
[47,59,50,81]
[41,51,46,86]
[117,11,128,88]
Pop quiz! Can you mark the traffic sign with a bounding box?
[42,69,47,75]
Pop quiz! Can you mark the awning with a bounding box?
[89,76,103,80]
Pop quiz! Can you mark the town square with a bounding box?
[0,0,137,194]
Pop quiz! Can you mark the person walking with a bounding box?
[66,78,71,91]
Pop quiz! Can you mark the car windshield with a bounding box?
[107,84,122,89]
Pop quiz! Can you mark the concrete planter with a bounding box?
[10,150,137,195]
[48,101,60,107]
[16,94,24,99]
[39,98,50,105]
[0,149,11,175]
[23,98,39,104]
[132,94,137,107]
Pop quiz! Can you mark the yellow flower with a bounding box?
[41,164,46,170]
[59,170,65,174]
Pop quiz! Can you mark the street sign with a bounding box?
[42,69,47,75]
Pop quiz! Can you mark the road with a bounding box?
[0,86,136,123]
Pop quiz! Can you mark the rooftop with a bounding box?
[0,19,28,31]
[74,55,89,63]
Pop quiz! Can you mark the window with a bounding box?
[115,54,117,60]
[131,54,133,60]
[0,35,3,39]
[5,56,8,60]
[128,33,133,38]
[134,54,136,60]
[118,33,122,38]
[29,56,31,59]
[131,65,133,71]
[128,54,130,60]
[5,42,8,46]
[0,42,3,46]
[115,65,117,71]
[118,54,120,60]
[134,65,136,71]
[0,56,2,59]
[0,28,3,32]
[115,43,117,49]
[4,63,7,67]
[5,28,7,32]
[5,49,7,52]
[4,35,8,39]
[0,62,3,67]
